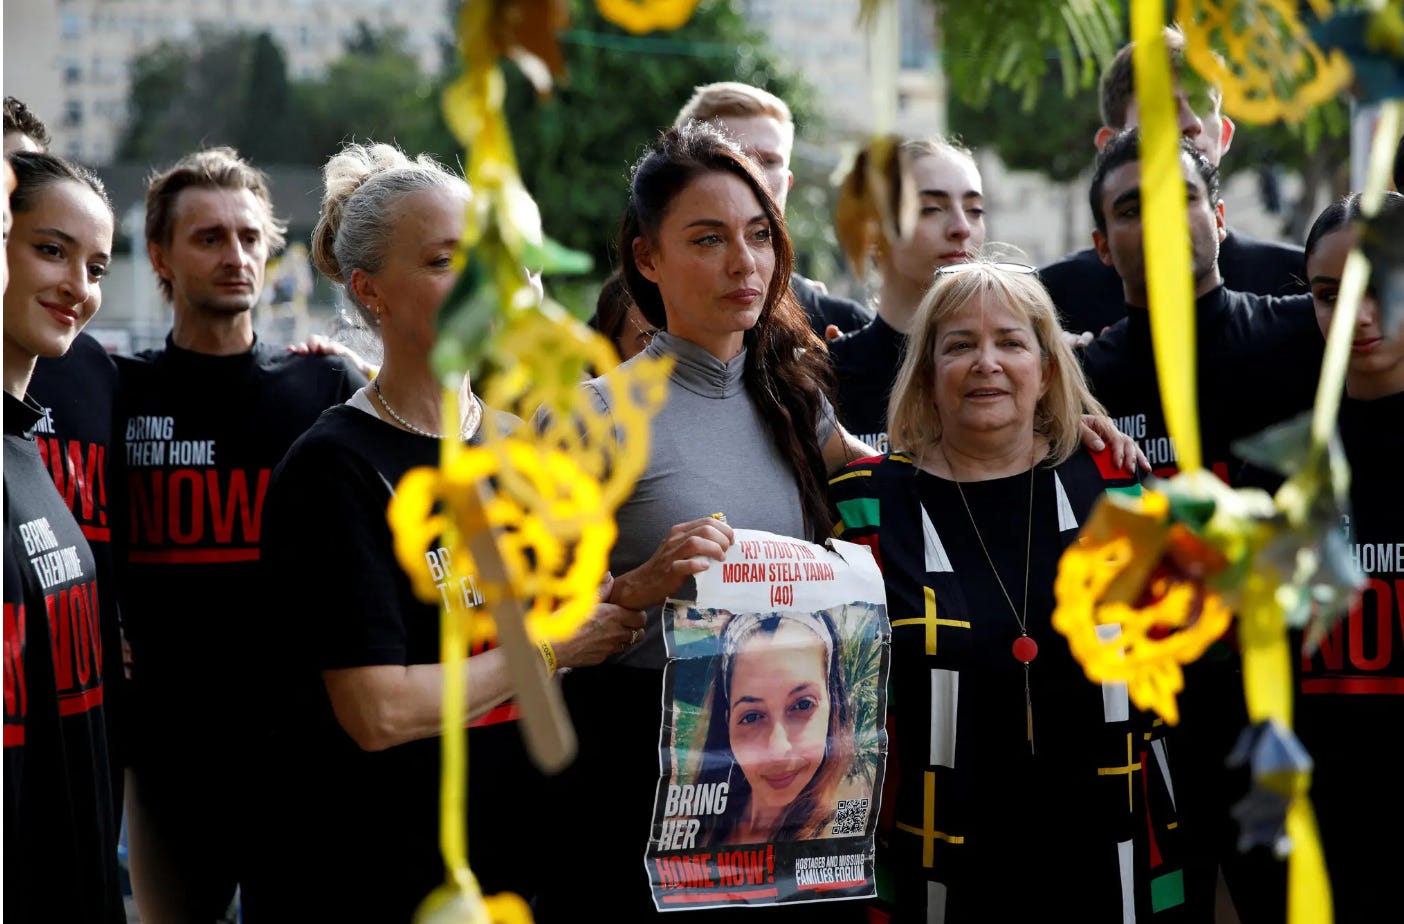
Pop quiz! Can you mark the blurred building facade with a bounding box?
[4,0,449,165]
[739,0,943,146]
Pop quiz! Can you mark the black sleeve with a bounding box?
[1076,319,1130,399]
[263,441,408,671]
[812,290,873,333]
[790,273,873,337]
[1220,233,1307,297]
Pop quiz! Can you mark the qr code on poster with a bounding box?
[830,798,869,836]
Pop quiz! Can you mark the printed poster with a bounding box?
[647,529,890,911]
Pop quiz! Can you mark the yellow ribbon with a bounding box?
[1128,3,1356,920]
[436,387,472,889]
[1131,0,1201,473]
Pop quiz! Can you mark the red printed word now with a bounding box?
[37,439,108,541]
[128,468,271,555]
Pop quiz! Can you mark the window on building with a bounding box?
[899,0,937,70]
[63,100,83,127]
[61,11,83,38]
[63,60,83,84]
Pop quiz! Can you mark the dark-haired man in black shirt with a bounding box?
[1081,128,1322,924]
[1040,27,1306,337]
[115,147,366,923]
[1080,132,1322,480]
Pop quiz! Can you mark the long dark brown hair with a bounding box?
[619,121,834,538]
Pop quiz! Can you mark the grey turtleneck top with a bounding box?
[582,331,836,669]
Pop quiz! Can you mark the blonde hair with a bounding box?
[674,82,794,138]
[310,142,467,327]
[887,260,1105,465]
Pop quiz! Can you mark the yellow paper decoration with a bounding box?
[595,0,702,34]
[400,3,679,919]
[387,346,672,644]
[1051,487,1235,725]
[416,877,534,924]
[1177,0,1353,124]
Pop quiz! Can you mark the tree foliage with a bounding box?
[499,0,819,273]
[927,0,1125,109]
[296,30,456,165]
[933,0,1350,232]
[114,6,824,282]
[117,25,455,167]
[120,30,297,162]
[948,64,1105,184]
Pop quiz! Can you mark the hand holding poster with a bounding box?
[647,529,890,910]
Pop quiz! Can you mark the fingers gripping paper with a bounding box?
[646,529,891,911]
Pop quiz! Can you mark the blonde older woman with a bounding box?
[829,260,1178,922]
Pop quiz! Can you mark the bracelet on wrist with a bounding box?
[537,638,558,675]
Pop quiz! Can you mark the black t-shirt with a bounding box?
[255,401,545,922]
[27,330,127,809]
[791,272,873,339]
[828,315,906,452]
[1078,286,1323,485]
[1295,390,1404,922]
[1041,230,1308,336]
[112,334,365,761]
[3,392,124,923]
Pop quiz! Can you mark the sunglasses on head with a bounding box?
[935,262,1037,277]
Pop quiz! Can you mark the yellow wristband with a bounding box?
[537,638,558,675]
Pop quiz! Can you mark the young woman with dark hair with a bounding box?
[1295,190,1404,924]
[589,267,658,364]
[537,121,872,922]
[3,149,124,923]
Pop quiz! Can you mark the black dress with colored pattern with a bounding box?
[829,448,1186,923]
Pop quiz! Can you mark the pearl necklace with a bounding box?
[371,379,482,441]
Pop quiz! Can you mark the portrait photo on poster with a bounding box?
[646,529,890,910]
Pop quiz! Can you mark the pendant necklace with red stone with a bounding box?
[943,441,1038,754]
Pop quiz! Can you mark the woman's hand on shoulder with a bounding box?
[608,516,734,610]
[288,334,380,380]
[555,575,648,668]
[1079,413,1150,474]
[823,424,878,475]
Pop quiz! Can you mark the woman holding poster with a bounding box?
[537,122,874,922]
[539,125,1138,920]
[828,261,1180,922]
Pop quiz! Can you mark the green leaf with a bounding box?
[525,234,595,276]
